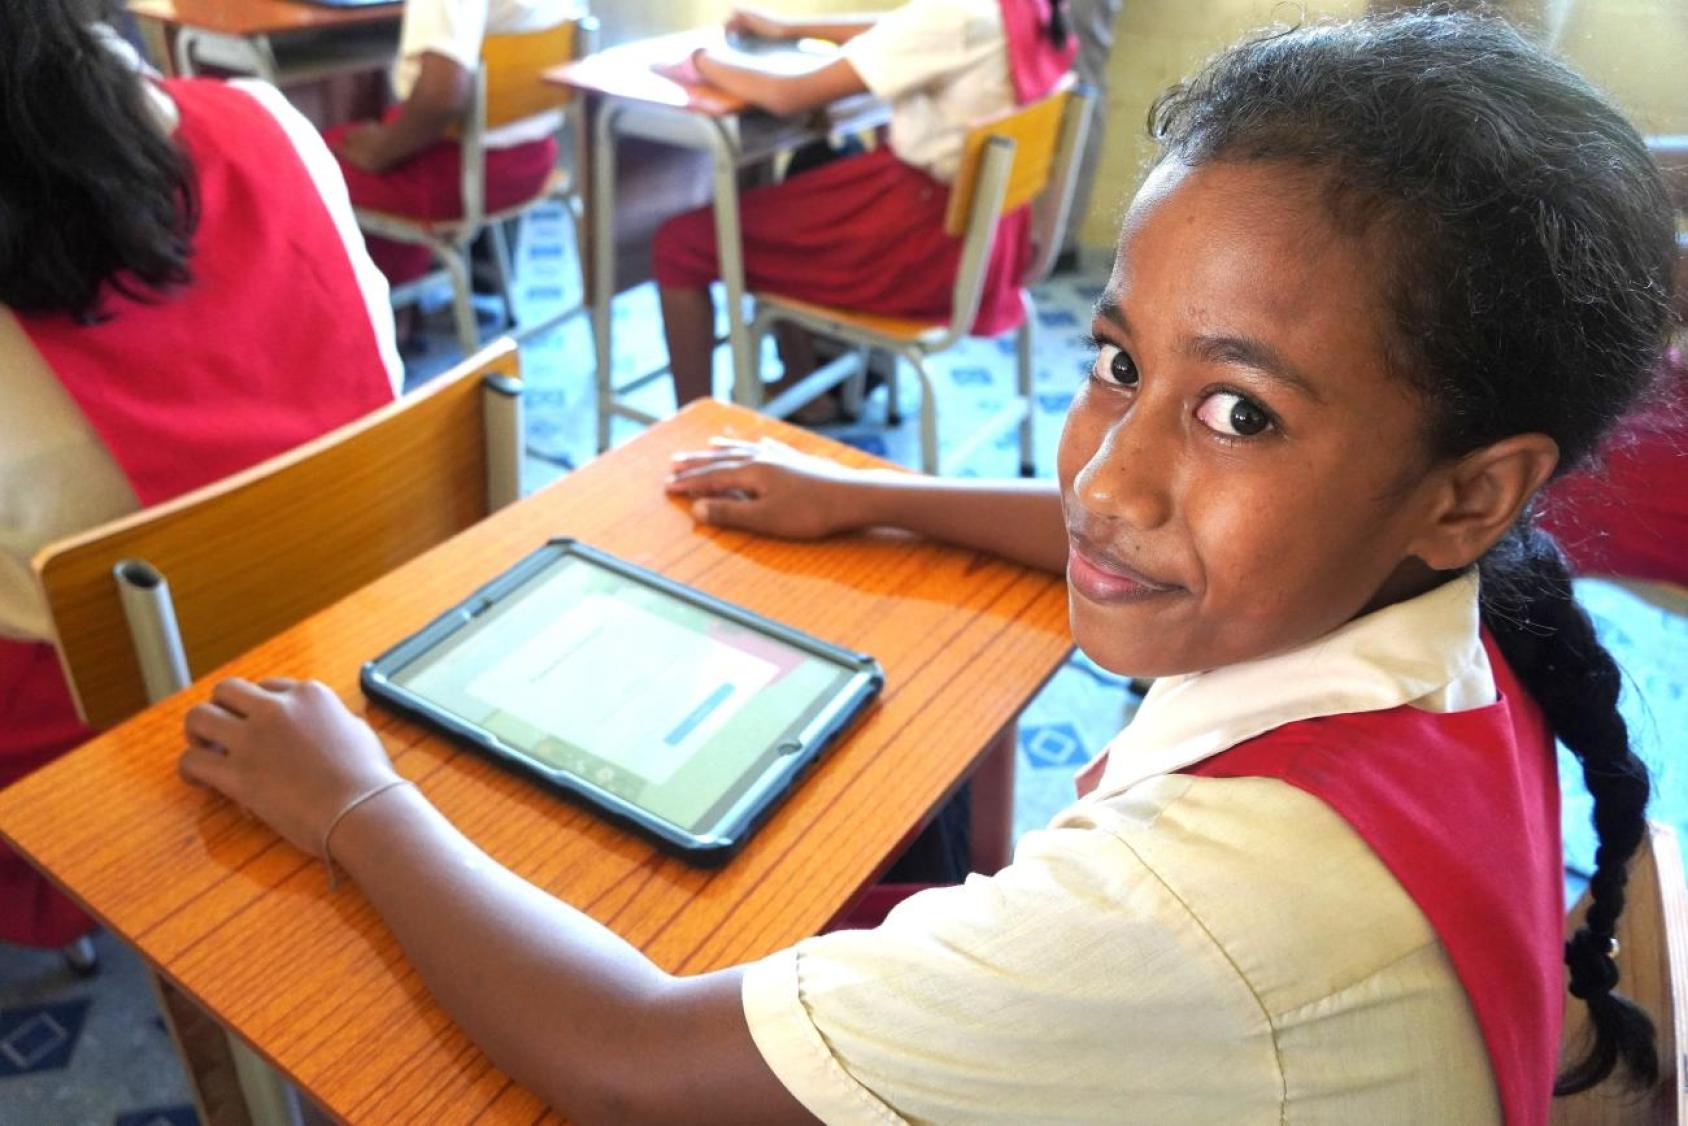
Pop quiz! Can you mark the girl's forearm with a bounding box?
[775,17,877,43]
[330,786,674,1117]
[848,475,1069,573]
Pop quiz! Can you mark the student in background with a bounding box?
[326,0,581,287]
[0,0,400,953]
[180,13,1673,1120]
[654,0,1076,406]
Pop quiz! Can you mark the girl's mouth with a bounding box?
[1066,542,1181,604]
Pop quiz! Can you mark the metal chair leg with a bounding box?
[1016,292,1037,477]
[908,353,940,476]
[62,933,97,977]
[436,243,480,357]
[880,348,903,426]
[488,220,519,330]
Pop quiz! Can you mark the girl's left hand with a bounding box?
[332,123,389,173]
[180,678,401,860]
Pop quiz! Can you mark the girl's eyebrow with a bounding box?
[1093,295,1324,404]
[1188,333,1325,403]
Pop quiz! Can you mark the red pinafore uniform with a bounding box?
[0,78,394,948]
[849,634,1561,1122]
[652,0,1077,338]
[1171,633,1562,1124]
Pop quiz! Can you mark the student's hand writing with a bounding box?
[666,436,871,539]
[180,678,401,860]
[332,123,389,173]
[725,7,790,41]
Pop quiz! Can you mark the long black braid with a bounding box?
[1151,10,1678,1095]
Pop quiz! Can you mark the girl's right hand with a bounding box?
[725,7,790,41]
[665,436,874,540]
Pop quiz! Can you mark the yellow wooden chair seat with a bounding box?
[754,294,949,347]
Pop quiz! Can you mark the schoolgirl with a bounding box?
[326,0,582,285]
[0,0,399,950]
[653,0,1076,405]
[180,12,1675,1121]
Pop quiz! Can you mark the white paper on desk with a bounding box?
[464,594,778,784]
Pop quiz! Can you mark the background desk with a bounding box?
[548,32,890,449]
[129,0,402,87]
[0,400,1070,1123]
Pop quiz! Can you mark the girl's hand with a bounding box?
[331,122,389,173]
[665,436,873,540]
[725,7,790,41]
[179,678,401,860]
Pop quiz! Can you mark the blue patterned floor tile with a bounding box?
[113,1106,197,1126]
[0,1000,88,1078]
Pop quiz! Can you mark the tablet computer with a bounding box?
[361,539,882,861]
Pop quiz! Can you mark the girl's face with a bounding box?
[1059,159,1449,678]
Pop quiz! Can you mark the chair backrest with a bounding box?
[459,17,596,224]
[35,339,524,729]
[1551,821,1688,1126]
[937,81,1094,341]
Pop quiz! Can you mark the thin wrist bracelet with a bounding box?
[322,778,415,889]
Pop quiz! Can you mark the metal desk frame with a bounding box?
[588,94,888,452]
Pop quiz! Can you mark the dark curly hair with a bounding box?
[1149,10,1677,1097]
[0,0,198,322]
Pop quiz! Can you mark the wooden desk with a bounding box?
[546,32,890,451]
[129,0,402,84]
[0,401,1069,1123]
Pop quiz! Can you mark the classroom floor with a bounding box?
[3,205,1684,1125]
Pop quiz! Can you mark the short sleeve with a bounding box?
[842,0,994,100]
[740,810,1285,1125]
[397,0,491,75]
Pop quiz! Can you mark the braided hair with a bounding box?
[0,0,197,322]
[1150,11,1677,1095]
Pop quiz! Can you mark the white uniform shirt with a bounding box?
[0,37,402,645]
[392,0,580,149]
[742,574,1506,1123]
[843,0,1015,182]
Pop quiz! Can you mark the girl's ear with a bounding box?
[1409,434,1561,572]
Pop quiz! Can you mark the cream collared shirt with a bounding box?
[742,574,1504,1124]
[842,0,1015,182]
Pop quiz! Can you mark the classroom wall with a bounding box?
[1077,0,1688,249]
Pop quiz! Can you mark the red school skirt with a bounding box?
[0,640,98,948]
[653,146,1033,338]
[326,116,558,286]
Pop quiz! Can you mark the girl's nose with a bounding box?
[1073,405,1176,532]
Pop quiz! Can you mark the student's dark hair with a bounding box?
[1149,10,1676,1096]
[1045,0,1071,50]
[0,0,197,322]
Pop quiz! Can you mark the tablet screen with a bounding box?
[389,551,858,834]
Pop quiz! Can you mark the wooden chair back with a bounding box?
[482,20,582,133]
[35,339,523,729]
[943,80,1076,238]
[1551,821,1688,1125]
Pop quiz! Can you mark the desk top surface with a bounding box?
[0,400,1070,1124]
[545,29,758,117]
[127,0,403,37]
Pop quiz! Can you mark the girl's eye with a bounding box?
[1195,391,1274,438]
[1089,341,1139,388]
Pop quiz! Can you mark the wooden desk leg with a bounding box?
[970,722,1018,876]
[148,971,302,1126]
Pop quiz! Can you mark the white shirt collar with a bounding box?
[1079,571,1494,801]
